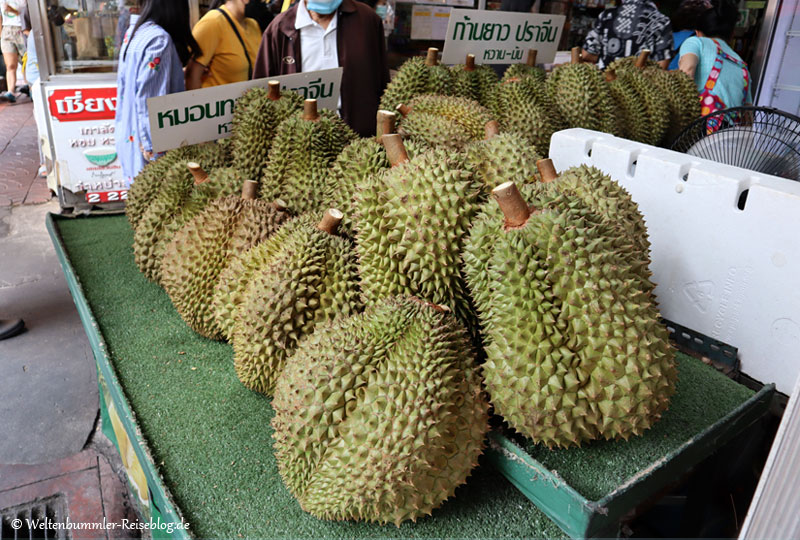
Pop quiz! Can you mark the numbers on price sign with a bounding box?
[85,190,128,204]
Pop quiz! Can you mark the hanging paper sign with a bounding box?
[147,68,343,153]
[440,10,566,65]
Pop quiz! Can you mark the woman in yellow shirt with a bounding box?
[186,0,262,89]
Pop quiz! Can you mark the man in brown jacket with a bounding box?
[253,0,389,137]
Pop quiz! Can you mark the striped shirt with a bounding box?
[115,19,184,184]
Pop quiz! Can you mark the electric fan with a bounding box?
[671,106,800,181]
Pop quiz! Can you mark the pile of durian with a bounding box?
[125,51,689,526]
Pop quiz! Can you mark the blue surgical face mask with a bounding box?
[375,4,387,17]
[306,0,343,14]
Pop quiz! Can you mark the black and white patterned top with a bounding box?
[583,0,674,69]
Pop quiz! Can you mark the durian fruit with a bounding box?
[546,47,616,134]
[604,69,639,139]
[463,127,542,195]
[160,181,290,339]
[501,49,546,83]
[132,162,194,282]
[260,99,357,214]
[463,179,676,448]
[607,50,700,145]
[354,135,481,339]
[232,210,362,395]
[379,48,454,111]
[450,53,499,107]
[231,81,303,181]
[488,75,563,156]
[272,296,489,525]
[396,94,494,150]
[126,142,230,229]
[148,163,248,285]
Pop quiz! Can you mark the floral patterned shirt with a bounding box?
[115,19,185,184]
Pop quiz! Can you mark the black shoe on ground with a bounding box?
[0,318,25,340]
[19,85,30,98]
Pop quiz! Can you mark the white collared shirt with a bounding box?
[295,0,339,73]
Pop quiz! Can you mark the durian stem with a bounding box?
[382,134,409,167]
[267,80,281,101]
[635,49,650,69]
[317,208,343,234]
[465,54,476,72]
[484,120,500,140]
[376,110,397,141]
[493,182,530,228]
[527,49,537,67]
[241,180,259,200]
[272,199,288,212]
[396,103,411,117]
[409,296,451,313]
[302,99,319,121]
[571,47,581,64]
[187,162,208,184]
[425,47,439,67]
[604,70,617,82]
[536,158,559,183]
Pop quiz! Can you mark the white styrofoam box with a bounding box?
[550,128,800,395]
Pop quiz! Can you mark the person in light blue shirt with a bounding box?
[677,0,751,116]
[115,0,201,184]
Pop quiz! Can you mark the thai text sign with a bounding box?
[441,10,566,65]
[147,68,342,153]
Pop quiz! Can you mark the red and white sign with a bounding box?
[48,88,118,122]
[45,83,126,195]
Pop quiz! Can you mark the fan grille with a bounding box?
[671,106,800,181]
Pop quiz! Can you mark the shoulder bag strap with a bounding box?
[216,7,252,80]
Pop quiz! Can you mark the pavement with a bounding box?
[0,97,140,535]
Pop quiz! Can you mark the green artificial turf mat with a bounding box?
[521,351,756,501]
[55,215,566,539]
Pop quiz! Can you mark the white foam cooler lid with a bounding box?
[550,128,800,395]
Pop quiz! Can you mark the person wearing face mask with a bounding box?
[252,0,389,137]
[186,0,261,89]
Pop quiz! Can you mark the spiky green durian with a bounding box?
[463,179,676,448]
[397,111,475,151]
[126,142,229,229]
[604,67,668,145]
[260,102,357,214]
[546,60,616,133]
[231,84,303,180]
[463,132,542,194]
[488,76,563,156]
[379,51,455,111]
[502,63,546,83]
[450,55,499,107]
[232,211,362,395]
[605,74,639,139]
[132,162,194,282]
[320,137,428,237]
[354,137,481,339]
[400,94,494,141]
[272,296,489,525]
[160,184,290,339]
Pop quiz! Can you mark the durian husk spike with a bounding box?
[241,180,259,200]
[396,103,411,117]
[465,54,476,72]
[536,158,558,183]
[317,208,343,234]
[382,134,409,167]
[604,69,618,82]
[267,80,281,101]
[484,120,501,140]
[376,110,397,142]
[425,47,439,67]
[527,49,538,66]
[187,162,208,185]
[571,47,581,64]
[493,181,530,228]
[635,49,651,69]
[302,99,319,121]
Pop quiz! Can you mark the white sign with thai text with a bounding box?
[441,10,565,65]
[147,68,343,153]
